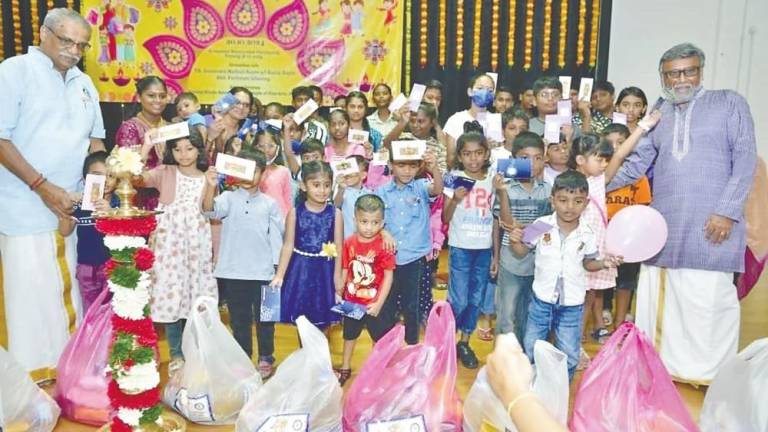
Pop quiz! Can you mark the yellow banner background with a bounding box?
[82,0,404,105]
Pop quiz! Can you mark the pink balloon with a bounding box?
[605,205,668,263]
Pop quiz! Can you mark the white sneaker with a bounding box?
[602,309,613,327]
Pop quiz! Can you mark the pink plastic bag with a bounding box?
[737,247,766,300]
[54,288,112,426]
[570,322,698,432]
[343,301,463,431]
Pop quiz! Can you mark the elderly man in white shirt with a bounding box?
[0,8,106,380]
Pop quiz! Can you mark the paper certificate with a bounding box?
[215,153,256,181]
[330,157,360,177]
[388,93,408,112]
[578,78,594,102]
[559,76,572,98]
[391,140,426,161]
[149,122,189,144]
[293,99,319,125]
[408,83,427,111]
[366,415,427,432]
[82,174,106,211]
[348,129,370,144]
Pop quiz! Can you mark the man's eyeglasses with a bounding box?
[538,90,562,100]
[235,101,252,108]
[661,66,700,80]
[45,25,91,52]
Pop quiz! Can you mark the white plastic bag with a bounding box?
[162,296,261,425]
[235,316,343,432]
[463,340,569,431]
[700,338,768,432]
[0,347,61,432]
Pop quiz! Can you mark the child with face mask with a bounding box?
[443,73,497,168]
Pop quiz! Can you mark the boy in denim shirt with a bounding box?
[375,150,442,344]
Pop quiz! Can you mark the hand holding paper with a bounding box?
[293,99,319,125]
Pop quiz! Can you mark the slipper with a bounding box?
[476,327,494,342]
[334,368,352,386]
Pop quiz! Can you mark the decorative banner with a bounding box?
[82,0,405,104]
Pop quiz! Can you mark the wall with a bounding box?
[608,0,768,158]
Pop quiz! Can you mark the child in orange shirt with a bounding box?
[603,123,652,324]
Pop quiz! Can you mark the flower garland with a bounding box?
[472,0,482,68]
[558,0,568,68]
[507,0,516,66]
[31,0,40,45]
[438,0,445,67]
[490,0,499,70]
[589,0,601,67]
[542,0,552,70]
[96,215,164,432]
[11,0,22,56]
[455,0,464,68]
[523,0,534,70]
[577,0,587,65]
[419,0,428,67]
[0,3,5,60]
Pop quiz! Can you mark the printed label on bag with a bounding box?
[254,413,309,431]
[174,388,215,423]
[366,415,427,432]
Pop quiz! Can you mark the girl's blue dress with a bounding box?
[280,203,338,327]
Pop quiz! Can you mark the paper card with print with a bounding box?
[348,129,370,144]
[557,100,572,118]
[82,174,106,211]
[265,119,283,130]
[578,78,594,102]
[523,220,554,244]
[330,157,360,177]
[559,76,572,98]
[612,112,628,125]
[408,83,427,111]
[388,93,408,112]
[260,286,281,322]
[497,158,532,180]
[485,113,504,142]
[391,140,426,161]
[371,150,390,166]
[293,99,319,125]
[255,413,309,432]
[366,415,427,432]
[149,122,189,144]
[211,93,239,116]
[173,389,215,423]
[330,301,367,320]
[544,115,563,144]
[215,153,256,181]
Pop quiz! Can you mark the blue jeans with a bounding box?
[481,278,496,315]
[165,320,186,359]
[524,296,584,381]
[495,267,534,343]
[448,247,492,335]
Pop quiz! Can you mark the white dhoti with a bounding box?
[0,231,82,380]
[635,264,740,384]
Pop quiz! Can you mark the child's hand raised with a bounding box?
[452,186,468,201]
[282,113,297,130]
[577,99,592,114]
[602,254,624,268]
[423,150,437,171]
[508,226,525,244]
[638,110,662,132]
[205,167,219,187]
[93,198,112,213]
[493,173,507,191]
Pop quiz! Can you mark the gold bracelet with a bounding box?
[506,392,536,417]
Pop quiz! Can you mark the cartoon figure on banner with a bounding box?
[379,0,397,32]
[87,0,140,64]
[313,0,332,34]
[351,0,365,36]
[340,0,353,37]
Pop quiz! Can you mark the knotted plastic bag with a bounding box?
[0,347,61,432]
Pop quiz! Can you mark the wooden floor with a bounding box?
[54,265,768,431]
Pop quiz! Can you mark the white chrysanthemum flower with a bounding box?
[110,285,150,320]
[117,360,160,393]
[104,235,147,250]
[117,407,143,426]
[110,147,144,176]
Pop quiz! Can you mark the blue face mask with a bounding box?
[470,88,495,108]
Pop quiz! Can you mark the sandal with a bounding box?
[476,327,494,342]
[334,368,352,386]
[168,358,185,378]
[591,328,611,344]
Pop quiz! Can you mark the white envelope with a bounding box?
[559,76,572,98]
[485,113,504,142]
[557,100,572,118]
[487,72,499,89]
[149,122,189,144]
[293,99,319,125]
[578,78,594,102]
[612,112,628,125]
[215,153,256,181]
[348,128,370,144]
[366,415,426,432]
[264,119,283,130]
[388,93,408,112]
[371,151,389,166]
[391,140,426,161]
[82,174,106,211]
[331,156,360,177]
[408,83,427,111]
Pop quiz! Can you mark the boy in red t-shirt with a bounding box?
[335,194,396,385]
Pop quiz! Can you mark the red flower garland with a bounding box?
[111,418,133,432]
[107,381,161,410]
[104,259,119,277]
[133,248,155,271]
[112,315,155,336]
[96,216,157,237]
